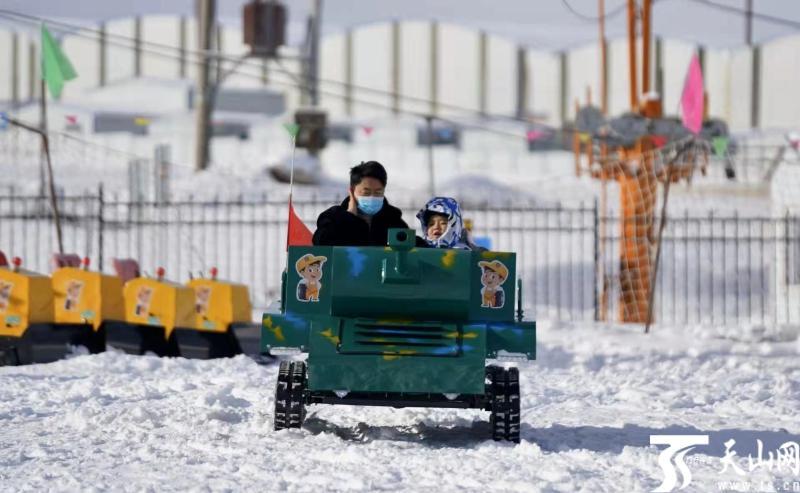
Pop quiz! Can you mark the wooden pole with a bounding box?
[627,0,638,111]
[642,0,652,95]
[599,0,608,114]
[194,0,215,171]
[745,0,753,46]
[7,115,64,254]
[645,141,693,333]
[426,115,435,196]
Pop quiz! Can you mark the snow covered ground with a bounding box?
[2,321,799,492]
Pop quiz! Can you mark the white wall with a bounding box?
[398,21,432,116]
[485,35,516,117]
[566,43,601,120]
[352,23,391,118]
[60,30,99,99]
[438,24,479,118]
[728,48,753,131]
[141,16,182,80]
[607,39,629,116]
[760,34,800,129]
[704,49,730,122]
[526,51,559,125]
[2,15,800,131]
[319,32,347,116]
[661,40,695,116]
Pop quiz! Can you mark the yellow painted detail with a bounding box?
[262,316,285,342]
[382,349,417,361]
[462,331,479,339]
[320,328,340,346]
[441,250,457,269]
[480,251,513,259]
[376,319,414,325]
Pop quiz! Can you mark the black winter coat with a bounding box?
[312,197,413,247]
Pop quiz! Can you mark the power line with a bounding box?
[0,10,542,142]
[561,0,800,31]
[0,8,550,127]
[689,0,800,30]
[559,0,629,22]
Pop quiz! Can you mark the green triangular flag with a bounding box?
[41,25,77,99]
[712,136,729,158]
[283,123,300,139]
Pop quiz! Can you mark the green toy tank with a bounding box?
[261,228,536,442]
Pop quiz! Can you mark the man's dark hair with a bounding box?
[350,161,387,187]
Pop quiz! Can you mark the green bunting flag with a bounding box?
[712,136,729,158]
[41,25,77,99]
[283,123,300,139]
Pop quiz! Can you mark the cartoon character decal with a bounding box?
[295,254,327,302]
[0,281,12,312]
[478,260,508,309]
[64,280,84,311]
[134,286,153,316]
[195,286,212,315]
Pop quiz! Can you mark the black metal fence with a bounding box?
[2,190,799,327]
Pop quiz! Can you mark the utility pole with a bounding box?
[745,0,753,46]
[39,80,47,197]
[642,0,652,95]
[627,0,638,112]
[308,0,322,106]
[194,0,216,171]
[598,0,608,114]
[425,116,435,197]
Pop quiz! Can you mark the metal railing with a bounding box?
[1,190,798,327]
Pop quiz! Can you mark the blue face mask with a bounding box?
[356,196,384,216]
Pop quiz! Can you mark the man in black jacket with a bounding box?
[312,161,411,247]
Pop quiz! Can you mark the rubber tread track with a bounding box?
[486,365,521,443]
[274,361,307,430]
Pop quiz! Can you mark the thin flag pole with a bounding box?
[283,122,301,252]
[288,133,297,202]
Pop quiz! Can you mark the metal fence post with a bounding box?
[785,210,790,324]
[593,198,600,321]
[98,183,105,272]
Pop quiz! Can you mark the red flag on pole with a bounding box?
[287,199,313,249]
[680,54,704,135]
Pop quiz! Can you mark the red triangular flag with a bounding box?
[651,135,668,148]
[287,200,313,250]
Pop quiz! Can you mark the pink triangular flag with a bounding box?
[680,55,704,135]
[65,115,78,124]
[362,126,374,137]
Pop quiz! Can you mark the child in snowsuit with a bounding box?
[416,197,484,250]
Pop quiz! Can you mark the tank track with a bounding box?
[486,365,521,443]
[274,361,307,430]
[0,345,20,366]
